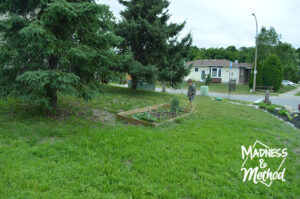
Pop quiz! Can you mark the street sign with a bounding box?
[230,62,233,69]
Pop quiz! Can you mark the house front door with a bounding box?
[201,70,205,81]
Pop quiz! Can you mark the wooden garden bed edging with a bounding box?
[117,104,195,127]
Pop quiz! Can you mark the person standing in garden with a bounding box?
[187,79,196,106]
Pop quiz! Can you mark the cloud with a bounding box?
[98,0,300,48]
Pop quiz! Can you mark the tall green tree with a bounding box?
[262,54,283,91]
[159,35,192,90]
[117,0,191,89]
[0,0,121,111]
[274,42,298,82]
[257,26,281,61]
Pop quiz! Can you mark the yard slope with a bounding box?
[0,86,299,198]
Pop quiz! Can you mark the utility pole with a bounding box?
[252,13,258,93]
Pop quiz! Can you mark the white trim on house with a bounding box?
[210,67,222,78]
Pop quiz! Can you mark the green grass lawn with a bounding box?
[157,82,297,95]
[295,92,300,96]
[0,86,300,198]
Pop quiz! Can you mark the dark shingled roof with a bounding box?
[186,59,252,69]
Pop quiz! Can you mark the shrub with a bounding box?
[266,105,276,112]
[278,109,289,117]
[258,103,267,109]
[171,98,180,113]
[205,74,212,85]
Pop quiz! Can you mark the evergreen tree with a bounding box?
[262,54,283,91]
[0,0,121,111]
[117,0,191,89]
[160,36,192,89]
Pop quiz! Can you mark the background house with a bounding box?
[185,59,252,84]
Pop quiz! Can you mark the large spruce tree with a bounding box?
[117,0,192,89]
[0,0,121,111]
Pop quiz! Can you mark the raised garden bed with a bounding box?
[117,103,194,127]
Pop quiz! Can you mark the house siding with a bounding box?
[185,66,240,84]
[185,67,210,82]
[185,59,252,84]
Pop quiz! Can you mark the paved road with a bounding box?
[155,87,264,103]
[113,84,300,111]
[270,87,300,111]
[156,87,300,111]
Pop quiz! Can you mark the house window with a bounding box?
[210,67,222,78]
[195,68,199,72]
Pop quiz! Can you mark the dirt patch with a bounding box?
[123,160,133,167]
[91,108,116,125]
[39,137,63,145]
[293,147,300,154]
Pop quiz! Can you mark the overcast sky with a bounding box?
[98,0,300,49]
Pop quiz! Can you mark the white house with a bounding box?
[185,59,252,84]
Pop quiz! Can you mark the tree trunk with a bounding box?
[162,82,166,92]
[49,55,58,70]
[48,56,59,111]
[131,79,138,90]
[49,89,58,111]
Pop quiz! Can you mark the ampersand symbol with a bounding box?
[259,159,267,168]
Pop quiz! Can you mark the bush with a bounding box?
[171,98,180,113]
[278,109,289,117]
[266,105,276,112]
[262,54,283,91]
[258,103,267,109]
[205,74,212,85]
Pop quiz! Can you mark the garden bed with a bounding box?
[256,103,300,129]
[117,103,194,127]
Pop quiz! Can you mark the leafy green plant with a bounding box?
[266,105,276,112]
[132,112,160,123]
[287,114,293,121]
[258,103,267,109]
[171,98,180,114]
[278,109,289,117]
[205,74,212,85]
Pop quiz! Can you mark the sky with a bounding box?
[98,0,300,49]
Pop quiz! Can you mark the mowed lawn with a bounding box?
[0,86,300,198]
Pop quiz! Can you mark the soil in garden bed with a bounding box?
[131,107,190,124]
[273,110,300,129]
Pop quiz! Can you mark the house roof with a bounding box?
[186,59,252,69]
